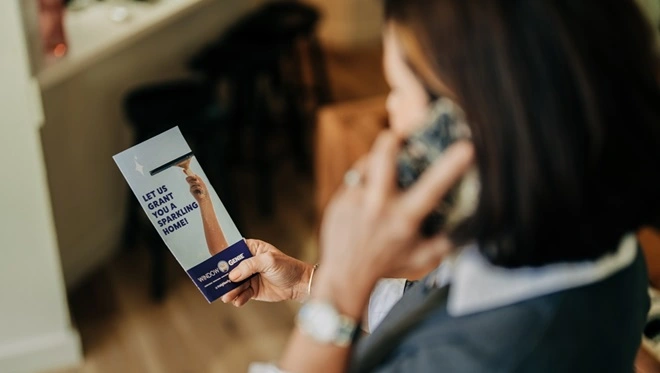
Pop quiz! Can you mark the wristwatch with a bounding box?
[296,299,358,347]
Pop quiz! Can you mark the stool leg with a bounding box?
[227,77,244,164]
[147,227,167,301]
[308,34,332,106]
[253,76,274,217]
[123,188,139,250]
[204,123,244,231]
[283,42,311,173]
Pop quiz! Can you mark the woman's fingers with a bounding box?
[365,131,399,209]
[244,239,273,256]
[350,155,370,175]
[230,240,279,282]
[244,239,262,256]
[221,281,250,303]
[399,141,475,222]
[232,286,255,307]
[408,234,453,270]
[228,248,280,282]
[228,256,262,282]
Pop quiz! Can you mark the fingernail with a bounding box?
[229,270,240,281]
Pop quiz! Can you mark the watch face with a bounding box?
[299,301,340,342]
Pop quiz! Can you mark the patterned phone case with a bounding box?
[396,97,475,236]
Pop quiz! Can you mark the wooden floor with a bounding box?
[49,46,387,373]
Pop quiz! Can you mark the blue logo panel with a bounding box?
[186,240,253,302]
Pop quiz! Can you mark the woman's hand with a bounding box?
[312,131,475,318]
[221,239,313,306]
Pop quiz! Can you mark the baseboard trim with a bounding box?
[0,328,81,373]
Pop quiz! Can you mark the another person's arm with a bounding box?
[185,172,228,256]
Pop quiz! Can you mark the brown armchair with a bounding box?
[314,96,388,218]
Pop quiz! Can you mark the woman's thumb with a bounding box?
[229,256,262,282]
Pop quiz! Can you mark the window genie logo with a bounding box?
[197,268,220,283]
[196,252,246,283]
[228,253,245,266]
[217,260,229,273]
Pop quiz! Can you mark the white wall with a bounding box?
[0,1,81,372]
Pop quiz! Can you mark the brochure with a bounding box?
[113,127,250,303]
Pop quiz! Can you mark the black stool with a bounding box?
[190,0,332,215]
[122,1,330,300]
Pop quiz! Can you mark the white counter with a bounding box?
[38,0,222,89]
[38,0,262,289]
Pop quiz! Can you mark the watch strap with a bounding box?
[336,314,358,347]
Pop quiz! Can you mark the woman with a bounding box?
[226,0,660,371]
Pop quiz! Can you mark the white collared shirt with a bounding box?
[368,233,637,331]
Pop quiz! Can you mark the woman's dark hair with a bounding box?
[385,0,660,267]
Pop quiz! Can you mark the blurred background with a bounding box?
[0,0,659,372]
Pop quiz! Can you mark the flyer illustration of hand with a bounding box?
[113,127,250,303]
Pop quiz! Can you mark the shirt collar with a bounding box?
[432,233,638,317]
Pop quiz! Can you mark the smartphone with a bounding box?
[396,97,478,236]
